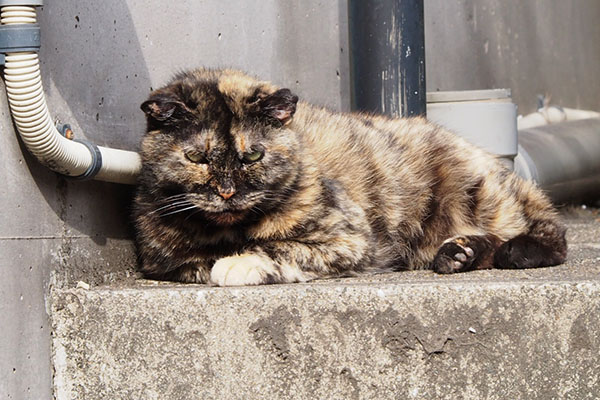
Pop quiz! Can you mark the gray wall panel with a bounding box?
[0,240,54,399]
[425,0,600,114]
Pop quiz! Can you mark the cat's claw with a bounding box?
[210,254,277,286]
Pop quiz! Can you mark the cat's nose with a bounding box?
[217,186,235,200]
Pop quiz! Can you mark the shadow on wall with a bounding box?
[25,0,152,241]
[272,0,350,110]
[38,0,151,149]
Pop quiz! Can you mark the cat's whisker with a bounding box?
[263,188,297,194]
[151,200,194,214]
[153,200,191,211]
[252,196,275,201]
[154,198,190,209]
[159,204,199,217]
[159,193,189,202]
[250,205,267,216]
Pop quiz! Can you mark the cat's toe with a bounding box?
[210,254,277,286]
[454,252,467,262]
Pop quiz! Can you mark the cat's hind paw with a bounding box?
[432,237,476,274]
[493,234,567,269]
[432,234,503,274]
[210,254,277,286]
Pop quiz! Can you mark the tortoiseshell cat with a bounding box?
[133,68,567,286]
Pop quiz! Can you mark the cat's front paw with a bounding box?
[210,254,277,286]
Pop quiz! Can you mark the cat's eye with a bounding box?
[185,150,208,164]
[242,150,264,164]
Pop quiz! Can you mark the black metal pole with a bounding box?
[348,0,426,118]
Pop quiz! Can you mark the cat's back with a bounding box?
[291,103,498,202]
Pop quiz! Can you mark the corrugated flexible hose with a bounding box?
[1,5,141,184]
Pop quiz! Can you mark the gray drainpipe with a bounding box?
[348,0,426,117]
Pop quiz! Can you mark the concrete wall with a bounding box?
[1,1,598,398]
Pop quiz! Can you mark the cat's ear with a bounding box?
[255,88,299,126]
[141,95,190,122]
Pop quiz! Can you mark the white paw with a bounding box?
[210,254,277,286]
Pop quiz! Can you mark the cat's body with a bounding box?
[134,68,567,286]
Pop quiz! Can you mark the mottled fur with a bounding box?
[133,68,567,286]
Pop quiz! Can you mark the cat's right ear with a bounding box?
[141,95,189,122]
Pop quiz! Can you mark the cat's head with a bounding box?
[139,69,300,226]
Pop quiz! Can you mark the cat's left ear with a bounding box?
[256,88,299,126]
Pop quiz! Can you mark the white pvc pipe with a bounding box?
[1,5,141,184]
[515,118,600,203]
[518,106,600,130]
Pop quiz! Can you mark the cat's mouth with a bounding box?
[203,210,249,225]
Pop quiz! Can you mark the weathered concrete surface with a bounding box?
[50,208,600,399]
[52,280,600,400]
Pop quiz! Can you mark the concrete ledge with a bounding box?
[50,209,600,399]
[51,276,599,399]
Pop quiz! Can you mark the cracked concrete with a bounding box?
[50,207,600,399]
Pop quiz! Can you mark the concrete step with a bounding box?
[50,209,600,400]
